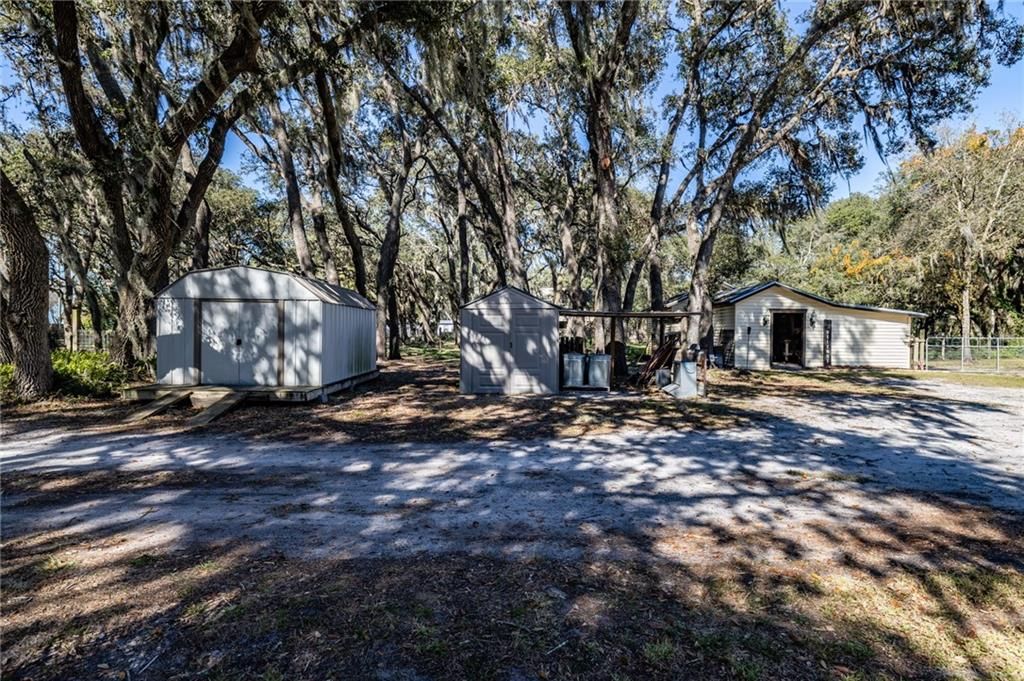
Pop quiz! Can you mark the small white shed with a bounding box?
[667,281,926,370]
[460,287,559,394]
[155,265,376,388]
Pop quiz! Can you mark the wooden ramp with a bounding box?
[187,391,247,428]
[123,391,193,423]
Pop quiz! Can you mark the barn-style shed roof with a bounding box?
[156,265,374,309]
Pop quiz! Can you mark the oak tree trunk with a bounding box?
[269,96,315,278]
[1,170,53,399]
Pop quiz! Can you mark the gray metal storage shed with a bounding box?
[155,265,376,388]
[460,287,559,394]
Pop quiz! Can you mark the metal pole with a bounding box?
[609,316,615,389]
[961,335,965,372]
[924,338,928,371]
[997,337,1001,373]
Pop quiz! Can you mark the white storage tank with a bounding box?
[563,353,585,387]
[587,353,611,390]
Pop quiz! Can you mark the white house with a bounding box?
[459,287,559,394]
[667,281,926,370]
[154,265,376,388]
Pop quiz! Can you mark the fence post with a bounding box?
[961,336,965,371]
[924,338,928,371]
[996,338,1000,373]
[941,337,946,361]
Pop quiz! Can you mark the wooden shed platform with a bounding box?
[122,369,379,404]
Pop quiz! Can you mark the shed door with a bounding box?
[472,310,510,393]
[509,311,544,393]
[201,301,279,386]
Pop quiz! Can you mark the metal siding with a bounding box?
[200,301,241,384]
[312,302,322,386]
[320,303,336,384]
[285,300,316,386]
[317,303,377,385]
[156,297,194,385]
[157,267,378,388]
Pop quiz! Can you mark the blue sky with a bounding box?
[836,38,1024,198]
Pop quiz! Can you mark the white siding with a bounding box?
[156,297,195,385]
[734,289,823,370]
[320,303,377,384]
[733,287,912,370]
[828,309,912,368]
[713,305,735,343]
[284,300,320,386]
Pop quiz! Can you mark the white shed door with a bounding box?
[472,310,510,393]
[509,311,543,393]
[201,301,279,386]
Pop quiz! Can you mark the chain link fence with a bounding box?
[923,337,1024,373]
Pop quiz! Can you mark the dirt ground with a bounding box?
[2,357,1023,680]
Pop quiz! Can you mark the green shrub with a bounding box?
[1,350,134,402]
[0,363,13,402]
[51,350,129,397]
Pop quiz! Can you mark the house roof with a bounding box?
[461,285,559,310]
[666,281,927,318]
[155,265,375,309]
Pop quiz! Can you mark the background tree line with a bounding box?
[1,0,1021,399]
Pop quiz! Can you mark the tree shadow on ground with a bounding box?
[2,360,1023,679]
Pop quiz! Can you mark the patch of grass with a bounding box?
[729,655,763,681]
[822,471,871,484]
[129,553,160,568]
[401,342,460,364]
[38,555,77,575]
[899,370,1024,389]
[642,638,676,665]
[4,544,1024,681]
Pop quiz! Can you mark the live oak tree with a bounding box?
[4,0,442,369]
[661,0,1023,349]
[1,168,52,398]
[2,0,1022,385]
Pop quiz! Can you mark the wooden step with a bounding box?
[186,391,247,428]
[123,391,193,423]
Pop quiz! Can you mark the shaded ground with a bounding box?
[2,355,1023,679]
[5,353,1021,444]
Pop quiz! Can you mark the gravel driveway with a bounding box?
[2,376,1021,563]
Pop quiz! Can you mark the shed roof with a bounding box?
[156,265,375,309]
[666,281,927,318]
[462,286,559,310]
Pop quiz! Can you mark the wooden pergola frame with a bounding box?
[557,309,701,385]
